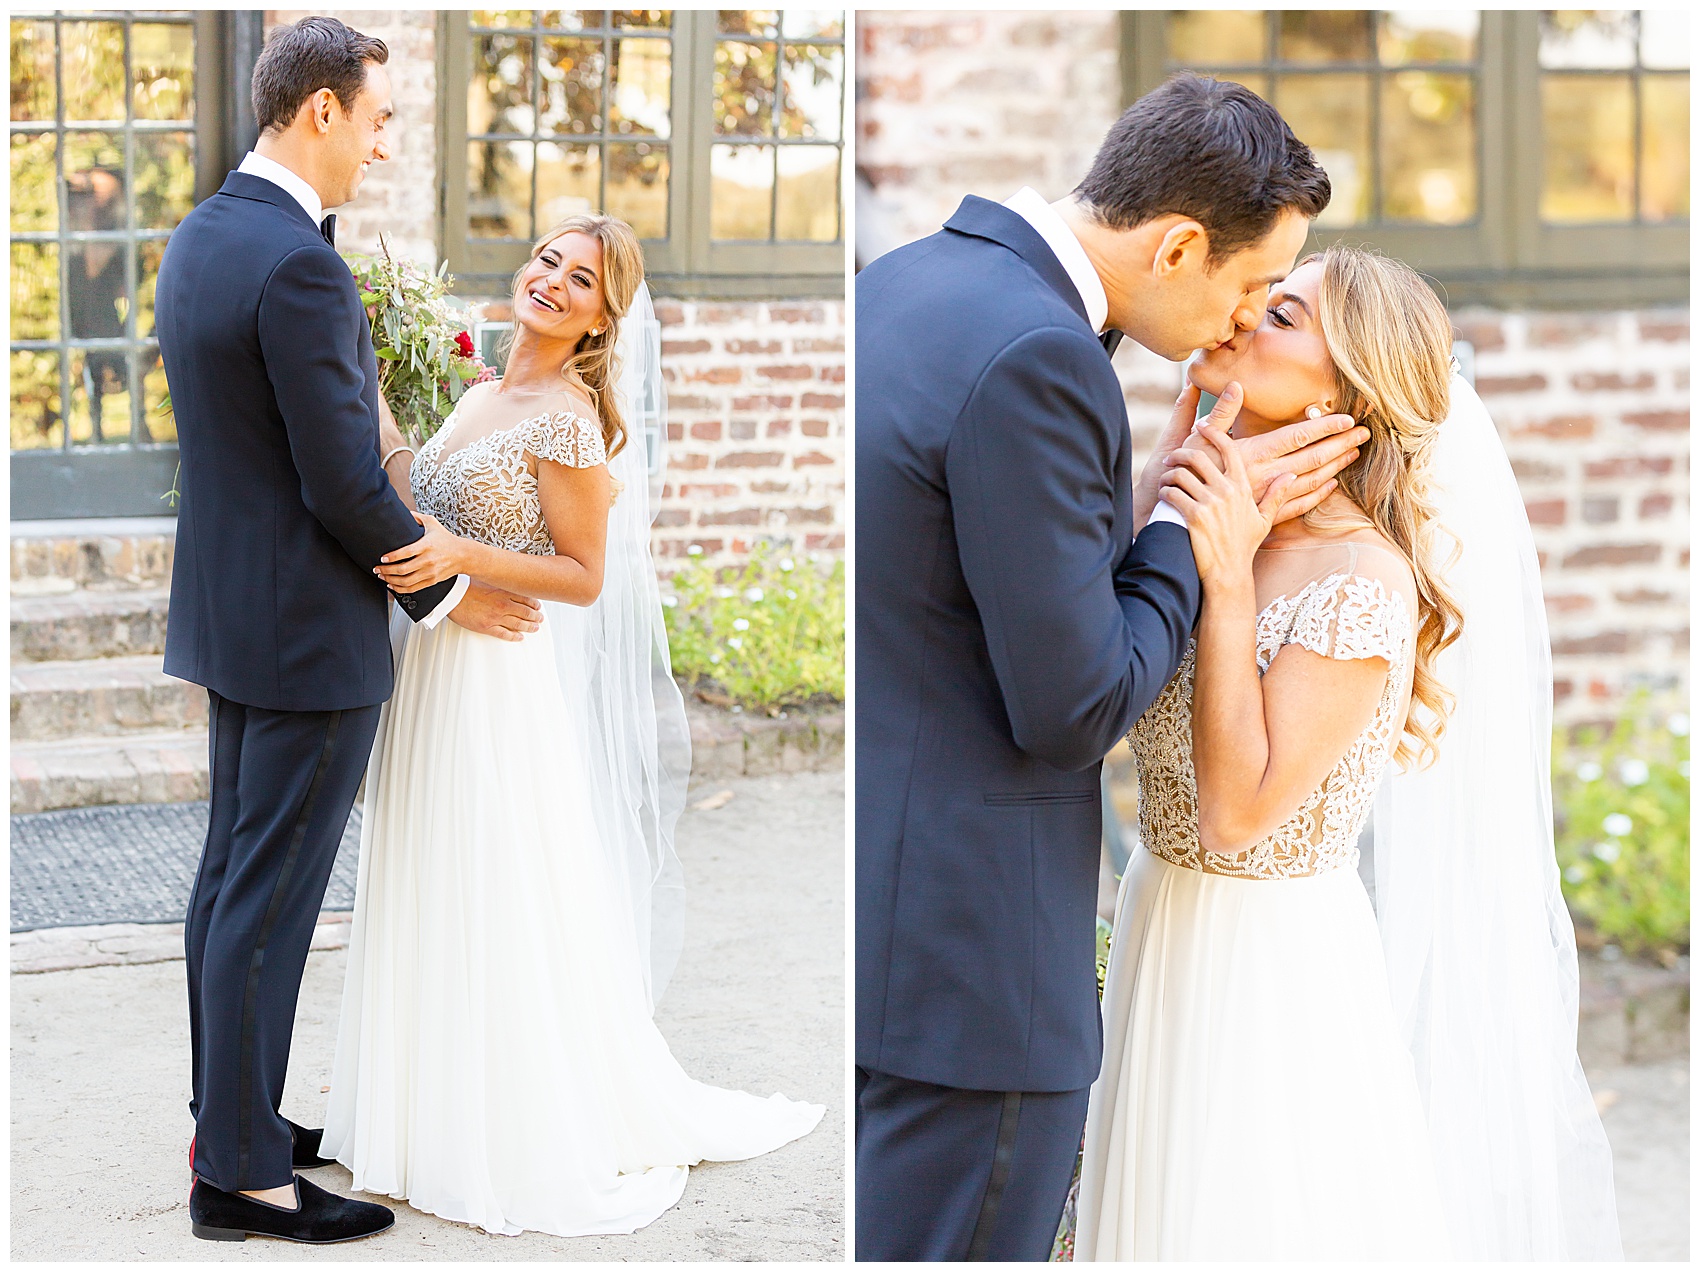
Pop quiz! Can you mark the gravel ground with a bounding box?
[1589,1059,1690,1261]
[9,771,845,1261]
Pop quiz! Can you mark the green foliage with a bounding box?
[663,543,844,711]
[342,235,490,442]
[1553,700,1690,962]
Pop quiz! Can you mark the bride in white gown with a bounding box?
[318,213,823,1237]
[1076,246,1620,1260]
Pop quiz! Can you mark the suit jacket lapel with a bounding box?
[942,196,1093,331]
[214,171,323,238]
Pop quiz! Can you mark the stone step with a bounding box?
[10,655,207,743]
[11,589,171,663]
[1577,949,1690,1067]
[11,730,208,815]
[11,517,176,596]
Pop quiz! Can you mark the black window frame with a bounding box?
[1120,10,1686,308]
[441,9,846,300]
[10,8,254,519]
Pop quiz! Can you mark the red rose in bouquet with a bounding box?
[455,330,476,358]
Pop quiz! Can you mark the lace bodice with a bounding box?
[412,397,607,555]
[1128,553,1415,880]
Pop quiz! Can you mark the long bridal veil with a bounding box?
[547,280,691,1011]
[1368,372,1622,1259]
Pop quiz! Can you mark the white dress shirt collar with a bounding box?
[1003,186,1109,335]
[237,151,324,226]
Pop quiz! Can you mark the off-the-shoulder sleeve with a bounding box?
[1281,572,1412,664]
[524,409,607,468]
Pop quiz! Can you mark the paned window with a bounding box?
[1537,10,1688,224]
[465,10,675,243]
[1121,10,1687,307]
[10,10,227,518]
[444,9,845,297]
[709,11,844,244]
[10,12,222,453]
[1160,10,1480,229]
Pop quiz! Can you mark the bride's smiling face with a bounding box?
[1187,259,1336,436]
[513,231,607,345]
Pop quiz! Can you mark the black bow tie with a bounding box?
[1100,329,1123,358]
[319,214,336,247]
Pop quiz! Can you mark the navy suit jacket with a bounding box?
[156,171,455,712]
[855,197,1203,1092]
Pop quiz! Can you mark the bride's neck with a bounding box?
[498,329,578,393]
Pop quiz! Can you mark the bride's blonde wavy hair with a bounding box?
[506,212,645,460]
[1302,245,1464,769]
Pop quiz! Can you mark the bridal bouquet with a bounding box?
[344,235,495,443]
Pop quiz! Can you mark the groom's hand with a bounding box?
[448,581,543,642]
[1163,385,1367,525]
[1133,383,1213,530]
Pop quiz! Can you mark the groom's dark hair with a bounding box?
[1075,73,1331,266]
[251,16,389,135]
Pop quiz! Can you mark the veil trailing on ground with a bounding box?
[546,281,690,1012]
[1368,373,1622,1259]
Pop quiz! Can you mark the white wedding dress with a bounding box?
[320,399,823,1237]
[1076,541,1453,1261]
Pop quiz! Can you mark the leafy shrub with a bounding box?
[1552,700,1690,963]
[663,542,844,711]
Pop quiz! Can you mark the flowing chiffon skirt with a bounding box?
[1075,848,1452,1261]
[320,609,823,1237]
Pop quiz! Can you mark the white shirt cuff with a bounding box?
[1145,500,1188,530]
[419,574,470,628]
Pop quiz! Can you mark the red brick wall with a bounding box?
[653,298,846,569]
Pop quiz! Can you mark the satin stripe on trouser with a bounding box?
[185,690,381,1192]
[855,1066,1090,1262]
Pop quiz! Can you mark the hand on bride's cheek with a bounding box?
[1186,261,1335,435]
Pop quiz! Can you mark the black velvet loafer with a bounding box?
[189,1175,394,1244]
[286,1118,336,1169]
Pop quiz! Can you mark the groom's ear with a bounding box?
[298,87,341,136]
[1153,220,1210,279]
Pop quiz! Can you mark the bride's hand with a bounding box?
[374,512,468,592]
[1133,382,1211,527]
[1159,422,1292,584]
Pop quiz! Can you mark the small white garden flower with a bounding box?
[1593,840,1621,864]
[1617,758,1650,786]
[715,586,735,599]
[1601,812,1633,838]
[727,637,743,650]
[786,589,798,599]
[709,651,721,663]
[1565,864,1588,884]
[1576,761,1603,782]
[661,595,678,608]
[732,618,750,631]
[687,544,703,556]
[1669,713,1689,737]
[779,557,795,572]
[744,587,764,602]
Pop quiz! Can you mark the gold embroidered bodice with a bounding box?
[412,389,606,556]
[1128,543,1416,880]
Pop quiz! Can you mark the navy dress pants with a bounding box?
[185,690,382,1191]
[856,1066,1091,1262]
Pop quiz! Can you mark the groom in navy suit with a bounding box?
[156,17,541,1244]
[855,75,1367,1260]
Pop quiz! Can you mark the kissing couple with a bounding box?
[157,16,821,1245]
[856,73,1621,1261]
